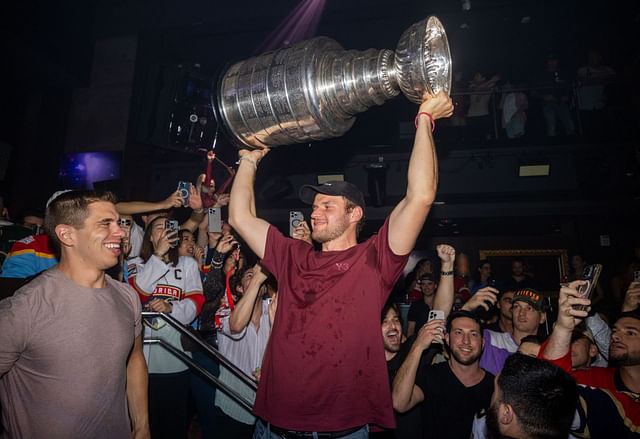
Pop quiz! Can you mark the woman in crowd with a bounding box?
[128,216,204,439]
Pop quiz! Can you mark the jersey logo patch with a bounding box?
[335,263,350,272]
[18,236,35,244]
[153,284,183,300]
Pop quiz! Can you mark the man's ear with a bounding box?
[54,224,75,247]
[540,311,547,325]
[349,206,364,223]
[500,402,515,425]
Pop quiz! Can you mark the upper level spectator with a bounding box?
[537,53,576,137]
[499,81,528,139]
[576,49,616,111]
[467,72,501,141]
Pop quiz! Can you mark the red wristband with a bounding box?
[414,111,435,132]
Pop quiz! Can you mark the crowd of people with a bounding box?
[0,90,638,439]
[441,49,622,143]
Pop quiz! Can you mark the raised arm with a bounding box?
[433,244,455,318]
[388,92,453,255]
[392,318,444,412]
[542,281,590,360]
[228,149,271,259]
[116,191,182,215]
[622,281,640,313]
[461,286,498,313]
[229,264,269,333]
[181,182,206,233]
[196,215,210,250]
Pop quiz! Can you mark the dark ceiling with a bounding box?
[3,0,637,88]
[0,0,639,255]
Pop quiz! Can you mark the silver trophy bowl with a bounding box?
[215,16,451,149]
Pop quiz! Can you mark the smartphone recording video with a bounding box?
[177,181,190,207]
[428,310,445,322]
[289,211,304,237]
[165,219,179,232]
[165,219,179,247]
[208,208,222,233]
[573,264,602,311]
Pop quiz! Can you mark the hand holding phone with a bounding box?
[177,181,191,207]
[289,211,304,237]
[165,219,180,248]
[622,272,640,312]
[428,310,445,322]
[418,310,445,346]
[573,264,602,311]
[208,208,222,233]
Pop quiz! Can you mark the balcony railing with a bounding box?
[141,311,257,412]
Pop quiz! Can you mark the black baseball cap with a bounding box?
[417,273,437,283]
[513,288,547,312]
[299,181,365,209]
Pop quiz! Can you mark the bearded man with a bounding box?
[392,311,494,439]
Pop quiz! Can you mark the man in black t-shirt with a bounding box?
[374,303,419,438]
[377,302,437,439]
[501,258,537,293]
[392,311,494,439]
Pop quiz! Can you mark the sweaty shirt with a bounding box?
[254,218,408,431]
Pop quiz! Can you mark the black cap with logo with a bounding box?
[299,181,366,209]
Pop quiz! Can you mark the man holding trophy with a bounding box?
[223,15,454,439]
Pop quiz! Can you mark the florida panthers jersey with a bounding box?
[129,255,204,373]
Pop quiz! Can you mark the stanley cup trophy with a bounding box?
[215,16,451,149]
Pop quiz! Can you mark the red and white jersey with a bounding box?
[128,255,204,316]
[128,255,204,373]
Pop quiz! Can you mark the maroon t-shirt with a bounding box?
[255,219,408,431]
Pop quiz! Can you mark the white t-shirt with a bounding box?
[215,299,271,424]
